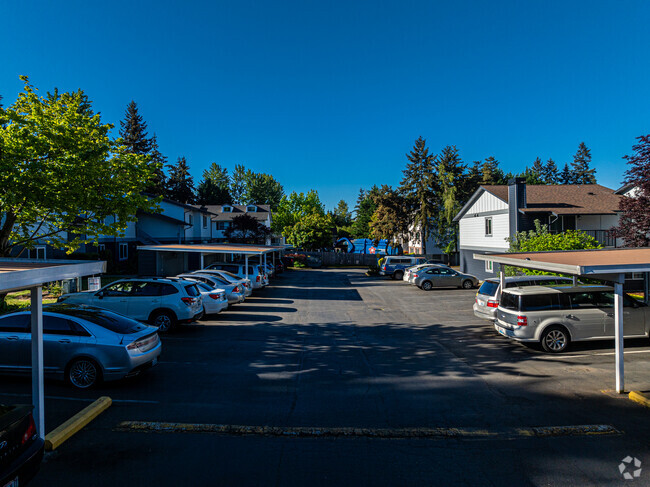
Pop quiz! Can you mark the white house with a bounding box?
[453,178,624,279]
[200,204,276,245]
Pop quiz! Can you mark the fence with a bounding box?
[292,252,458,267]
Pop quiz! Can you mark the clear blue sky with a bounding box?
[1,0,648,211]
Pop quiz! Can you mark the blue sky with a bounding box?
[1,0,648,210]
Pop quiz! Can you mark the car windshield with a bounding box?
[478,281,499,297]
[45,305,143,334]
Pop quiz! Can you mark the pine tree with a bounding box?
[481,156,506,184]
[542,158,559,184]
[612,135,650,247]
[197,163,231,205]
[571,142,597,184]
[166,156,195,203]
[399,136,438,253]
[531,157,544,177]
[559,163,573,184]
[230,164,247,204]
[119,101,151,155]
[352,187,378,239]
[144,134,167,196]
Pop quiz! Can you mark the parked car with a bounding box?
[413,267,479,290]
[404,263,451,283]
[193,269,252,297]
[0,304,161,388]
[473,275,575,321]
[494,285,649,353]
[379,256,428,280]
[206,263,267,289]
[0,403,44,487]
[192,281,229,315]
[58,278,203,333]
[181,273,245,305]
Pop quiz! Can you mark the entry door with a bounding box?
[602,292,646,337]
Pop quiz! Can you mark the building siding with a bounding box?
[459,213,509,251]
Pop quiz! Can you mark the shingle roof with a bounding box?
[199,204,272,222]
[481,184,621,215]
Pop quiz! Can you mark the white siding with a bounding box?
[459,213,509,250]
[465,191,508,215]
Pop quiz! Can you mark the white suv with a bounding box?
[58,278,203,332]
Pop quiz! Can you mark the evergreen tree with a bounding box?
[197,162,231,204]
[369,185,410,245]
[352,187,379,239]
[481,156,506,184]
[119,101,151,155]
[465,160,484,193]
[230,164,247,204]
[333,200,353,228]
[244,172,284,209]
[559,163,574,184]
[571,142,597,184]
[612,135,650,247]
[166,156,195,203]
[399,136,438,253]
[542,158,559,184]
[519,166,545,184]
[436,145,467,253]
[531,157,544,177]
[144,134,167,196]
[202,163,230,189]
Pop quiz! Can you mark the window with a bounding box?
[500,292,520,311]
[520,294,560,311]
[217,221,231,231]
[569,292,599,309]
[485,217,493,236]
[222,206,232,213]
[98,244,106,252]
[27,246,46,259]
[119,243,128,261]
[104,281,133,296]
[203,215,208,229]
[132,282,162,296]
[160,284,179,296]
[0,313,29,332]
[188,214,193,226]
[246,205,257,212]
[485,260,494,273]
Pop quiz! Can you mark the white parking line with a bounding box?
[531,349,650,360]
[0,392,159,404]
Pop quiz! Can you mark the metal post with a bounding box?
[200,253,204,270]
[244,255,249,279]
[614,279,625,393]
[499,265,505,292]
[31,286,44,439]
[572,276,578,286]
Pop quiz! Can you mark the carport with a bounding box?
[137,243,281,279]
[475,248,650,394]
[0,258,106,439]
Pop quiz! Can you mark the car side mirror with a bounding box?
[95,291,104,299]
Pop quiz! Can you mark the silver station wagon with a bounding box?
[495,285,649,353]
[0,304,161,388]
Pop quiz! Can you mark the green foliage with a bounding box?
[480,156,507,185]
[0,76,158,256]
[145,134,167,196]
[505,219,602,275]
[285,212,335,250]
[230,164,247,204]
[243,172,284,210]
[166,156,195,203]
[224,213,271,243]
[197,163,232,205]
[272,190,325,235]
[119,100,152,155]
[369,185,410,244]
[352,187,379,238]
[571,142,597,184]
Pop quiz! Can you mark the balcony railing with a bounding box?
[551,229,618,248]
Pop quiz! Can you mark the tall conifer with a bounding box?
[166,156,195,204]
[119,100,151,155]
[571,142,597,184]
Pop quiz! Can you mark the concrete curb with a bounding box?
[629,391,650,408]
[45,396,112,451]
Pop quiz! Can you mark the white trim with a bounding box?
[119,242,128,261]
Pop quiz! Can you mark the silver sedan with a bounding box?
[0,304,161,389]
[412,267,479,290]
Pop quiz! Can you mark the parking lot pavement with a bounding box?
[5,268,650,486]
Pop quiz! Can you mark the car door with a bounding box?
[41,315,82,374]
[601,292,646,337]
[127,282,162,320]
[0,313,30,371]
[565,292,608,339]
[435,268,462,287]
[95,282,133,315]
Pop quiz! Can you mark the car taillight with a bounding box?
[127,334,159,352]
[517,315,528,326]
[209,293,221,300]
[413,274,418,278]
[233,286,240,293]
[487,300,499,308]
[256,275,260,282]
[22,415,37,445]
[181,297,196,306]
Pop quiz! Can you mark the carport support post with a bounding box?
[200,252,204,269]
[31,286,44,439]
[499,265,505,291]
[244,255,249,279]
[614,277,625,393]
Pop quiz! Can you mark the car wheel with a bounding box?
[541,326,570,353]
[421,280,433,291]
[151,310,175,333]
[67,358,101,389]
[394,270,404,280]
[462,280,474,289]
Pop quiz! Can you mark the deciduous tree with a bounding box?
[368,186,410,245]
[224,214,271,244]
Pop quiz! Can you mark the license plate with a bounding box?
[478,300,485,307]
[4,477,19,487]
[497,326,507,337]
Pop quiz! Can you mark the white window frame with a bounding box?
[485,217,493,237]
[485,260,494,273]
[202,215,208,229]
[28,246,46,260]
[119,243,128,261]
[98,244,106,252]
[222,206,232,213]
[246,205,257,212]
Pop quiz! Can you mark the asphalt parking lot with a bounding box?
[5,268,650,486]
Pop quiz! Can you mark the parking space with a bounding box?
[6,268,650,486]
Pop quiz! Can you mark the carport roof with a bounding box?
[474,248,650,276]
[137,244,277,255]
[0,259,107,294]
